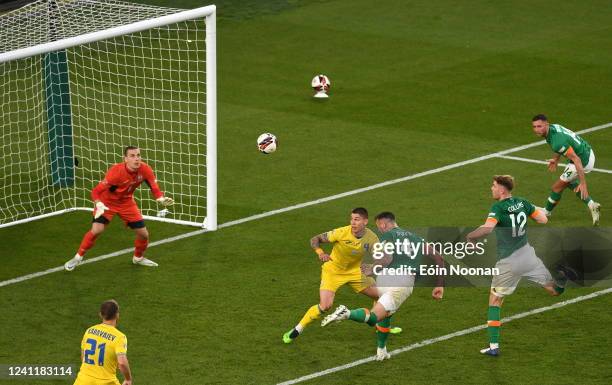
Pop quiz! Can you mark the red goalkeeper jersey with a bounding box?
[92,162,163,204]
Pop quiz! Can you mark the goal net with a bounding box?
[0,0,217,229]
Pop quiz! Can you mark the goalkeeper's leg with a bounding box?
[283,289,334,343]
[129,223,157,267]
[65,221,107,271]
[120,205,158,267]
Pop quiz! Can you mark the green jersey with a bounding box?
[379,227,425,269]
[546,123,592,166]
[487,197,536,259]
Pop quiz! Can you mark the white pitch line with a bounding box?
[1,122,610,288]
[277,287,612,385]
[497,154,612,174]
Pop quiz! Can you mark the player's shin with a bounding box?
[569,181,593,205]
[297,305,323,331]
[376,317,391,348]
[134,238,149,257]
[545,191,562,212]
[78,231,99,256]
[487,306,501,348]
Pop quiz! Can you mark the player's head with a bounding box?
[124,146,141,171]
[99,299,120,323]
[374,211,397,233]
[491,175,514,199]
[531,114,549,137]
[350,207,368,233]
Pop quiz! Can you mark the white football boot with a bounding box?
[321,305,350,326]
[64,254,83,271]
[376,347,391,361]
[588,201,601,226]
[132,256,158,267]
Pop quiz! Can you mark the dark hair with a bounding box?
[100,300,119,321]
[493,175,514,191]
[532,114,547,122]
[375,211,395,221]
[351,207,368,219]
[124,146,139,156]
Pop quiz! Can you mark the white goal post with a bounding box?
[0,0,217,229]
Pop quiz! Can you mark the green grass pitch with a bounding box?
[1,0,611,384]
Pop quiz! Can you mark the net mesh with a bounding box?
[0,0,209,227]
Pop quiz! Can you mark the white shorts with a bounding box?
[491,243,553,297]
[560,149,595,182]
[377,275,415,314]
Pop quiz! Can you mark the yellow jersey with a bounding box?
[325,225,379,272]
[77,323,127,381]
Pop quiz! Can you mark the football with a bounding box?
[257,133,278,154]
[311,74,331,98]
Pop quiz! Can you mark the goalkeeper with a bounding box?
[64,146,174,271]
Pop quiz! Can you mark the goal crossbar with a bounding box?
[0,5,216,62]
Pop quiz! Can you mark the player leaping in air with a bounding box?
[467,175,576,357]
[283,208,393,344]
[64,146,174,271]
[531,114,601,225]
[322,212,444,361]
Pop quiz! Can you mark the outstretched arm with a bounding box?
[143,165,173,205]
[311,232,331,262]
[466,220,496,242]
[530,208,548,224]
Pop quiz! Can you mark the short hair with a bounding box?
[493,175,514,191]
[375,211,395,222]
[532,114,548,122]
[351,207,368,219]
[100,300,119,321]
[124,145,139,156]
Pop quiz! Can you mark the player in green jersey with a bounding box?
[321,212,444,361]
[467,175,575,357]
[531,114,600,225]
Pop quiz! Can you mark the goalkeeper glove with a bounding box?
[157,196,174,206]
[94,201,109,219]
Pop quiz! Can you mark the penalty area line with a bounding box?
[276,287,612,385]
[0,122,610,288]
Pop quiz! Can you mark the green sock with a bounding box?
[487,306,501,345]
[568,181,593,205]
[554,286,565,295]
[545,191,562,212]
[349,308,378,326]
[376,316,391,348]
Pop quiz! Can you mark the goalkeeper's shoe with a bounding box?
[283,329,300,344]
[64,254,83,271]
[132,256,158,267]
[321,305,350,327]
[376,347,391,361]
[480,347,500,356]
[589,201,601,226]
[389,326,402,334]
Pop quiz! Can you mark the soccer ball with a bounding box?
[311,74,331,98]
[257,133,277,154]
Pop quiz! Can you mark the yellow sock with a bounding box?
[298,305,322,329]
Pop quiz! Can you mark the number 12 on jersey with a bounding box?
[509,212,526,237]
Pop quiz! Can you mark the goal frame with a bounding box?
[0,4,217,230]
